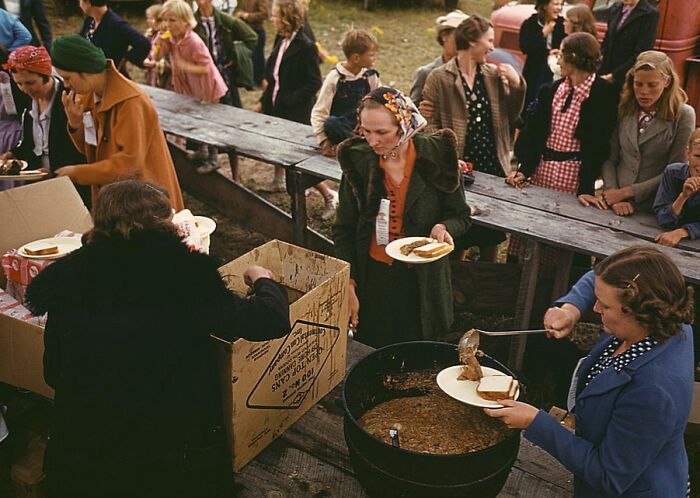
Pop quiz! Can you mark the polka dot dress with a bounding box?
[583,337,658,388]
[460,66,502,177]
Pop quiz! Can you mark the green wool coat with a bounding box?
[333,129,472,340]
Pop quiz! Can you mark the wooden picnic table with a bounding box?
[143,86,699,368]
[234,339,574,497]
[142,86,332,250]
[467,173,700,253]
[462,173,700,368]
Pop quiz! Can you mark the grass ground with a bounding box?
[46,0,494,96]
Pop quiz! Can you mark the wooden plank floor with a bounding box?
[235,340,574,497]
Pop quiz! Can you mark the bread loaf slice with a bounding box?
[24,242,59,256]
[477,375,517,401]
[413,242,452,258]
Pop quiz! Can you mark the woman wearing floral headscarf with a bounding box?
[333,87,471,348]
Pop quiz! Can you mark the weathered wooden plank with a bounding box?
[288,170,309,247]
[465,190,700,284]
[467,173,700,252]
[235,439,369,498]
[551,251,575,303]
[514,438,574,493]
[143,85,319,148]
[499,466,572,497]
[158,108,313,167]
[295,155,343,183]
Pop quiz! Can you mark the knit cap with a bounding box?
[51,35,107,73]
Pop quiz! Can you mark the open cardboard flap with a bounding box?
[0,178,92,287]
[0,178,92,396]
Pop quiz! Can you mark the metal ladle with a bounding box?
[475,328,551,337]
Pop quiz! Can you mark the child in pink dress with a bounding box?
[158,0,228,173]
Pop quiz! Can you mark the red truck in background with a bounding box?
[491,0,700,123]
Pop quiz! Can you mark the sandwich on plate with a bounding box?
[477,375,519,401]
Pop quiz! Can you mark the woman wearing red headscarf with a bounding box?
[1,45,89,203]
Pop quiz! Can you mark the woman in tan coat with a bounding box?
[421,14,525,260]
[50,35,184,210]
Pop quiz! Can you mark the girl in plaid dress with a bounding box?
[507,33,619,262]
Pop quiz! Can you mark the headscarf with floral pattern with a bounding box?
[359,86,427,152]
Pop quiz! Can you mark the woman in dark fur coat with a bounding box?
[25,180,291,498]
[333,87,471,348]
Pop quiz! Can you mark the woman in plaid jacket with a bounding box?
[506,33,618,264]
[507,32,618,204]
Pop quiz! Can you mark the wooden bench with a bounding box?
[235,339,574,497]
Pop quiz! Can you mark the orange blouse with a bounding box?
[369,140,417,265]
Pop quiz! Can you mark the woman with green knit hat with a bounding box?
[50,34,185,210]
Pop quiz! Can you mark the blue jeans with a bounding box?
[253,28,266,86]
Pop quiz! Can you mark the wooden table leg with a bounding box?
[287,170,307,247]
[509,239,541,371]
[226,150,240,183]
[551,250,574,303]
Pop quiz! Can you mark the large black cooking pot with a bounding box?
[342,341,521,498]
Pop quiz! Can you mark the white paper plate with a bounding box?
[436,365,520,409]
[385,236,454,264]
[0,169,47,181]
[194,216,217,237]
[18,237,82,260]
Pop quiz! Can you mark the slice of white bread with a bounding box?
[413,242,452,258]
[477,375,519,401]
[24,242,59,256]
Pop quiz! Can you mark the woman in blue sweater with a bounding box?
[486,245,695,498]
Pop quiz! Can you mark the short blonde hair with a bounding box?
[272,0,304,38]
[161,0,196,29]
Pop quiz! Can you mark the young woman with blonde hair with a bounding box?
[601,50,696,216]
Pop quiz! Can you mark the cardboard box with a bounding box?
[216,240,349,471]
[0,178,92,398]
[0,182,351,472]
